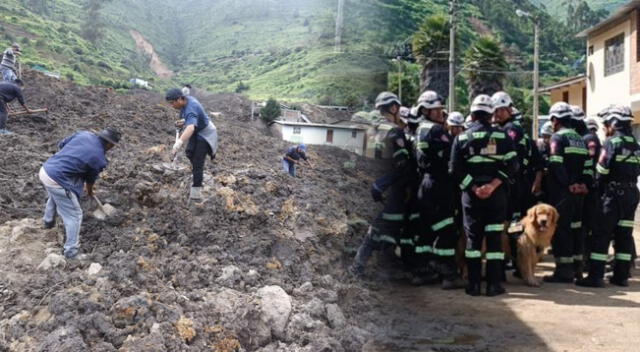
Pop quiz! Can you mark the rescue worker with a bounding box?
[351,92,412,277]
[0,81,32,134]
[1,43,21,83]
[282,144,312,177]
[576,107,640,287]
[446,111,465,137]
[544,102,591,283]
[39,128,121,259]
[414,90,464,289]
[450,95,518,296]
[537,121,554,162]
[491,92,543,278]
[464,115,473,130]
[166,88,218,202]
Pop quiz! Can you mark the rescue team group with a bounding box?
[350,90,639,297]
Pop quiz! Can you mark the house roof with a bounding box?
[273,120,366,130]
[539,74,587,93]
[577,0,640,38]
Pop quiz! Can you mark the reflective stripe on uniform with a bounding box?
[472,132,487,139]
[583,169,594,176]
[460,175,473,189]
[399,238,415,246]
[596,164,609,175]
[498,171,509,179]
[590,252,607,261]
[434,248,456,257]
[573,254,583,261]
[550,155,564,163]
[468,156,499,163]
[615,253,632,261]
[465,250,482,258]
[490,132,506,139]
[486,252,505,260]
[374,235,397,244]
[571,221,582,229]
[382,213,404,221]
[393,149,409,158]
[564,147,587,155]
[504,151,517,160]
[615,155,640,164]
[415,245,433,254]
[556,256,574,264]
[618,220,635,228]
[458,134,469,141]
[417,142,429,149]
[584,160,593,167]
[431,217,454,232]
[485,224,504,232]
[409,213,420,221]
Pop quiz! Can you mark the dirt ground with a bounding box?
[0,70,639,352]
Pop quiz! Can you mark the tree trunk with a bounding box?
[419,60,450,100]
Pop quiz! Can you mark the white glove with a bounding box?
[172,139,183,152]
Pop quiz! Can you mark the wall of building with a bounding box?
[549,83,586,112]
[587,17,631,118]
[280,125,366,155]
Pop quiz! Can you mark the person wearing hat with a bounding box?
[166,88,218,202]
[39,127,121,259]
[1,43,21,83]
[450,94,518,296]
[351,92,411,277]
[577,106,640,288]
[446,111,465,137]
[0,81,31,134]
[536,121,554,204]
[412,90,464,288]
[282,144,312,177]
[544,102,591,283]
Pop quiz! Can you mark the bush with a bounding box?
[73,46,84,55]
[65,72,74,81]
[235,81,249,93]
[261,98,281,123]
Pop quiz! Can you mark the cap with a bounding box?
[97,127,122,145]
[165,88,184,101]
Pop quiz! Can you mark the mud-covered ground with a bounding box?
[1,71,640,352]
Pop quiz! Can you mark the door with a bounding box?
[326,129,334,143]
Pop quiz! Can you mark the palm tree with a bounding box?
[463,36,509,101]
[412,15,450,99]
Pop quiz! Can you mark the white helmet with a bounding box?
[464,115,473,129]
[585,118,598,131]
[447,111,465,127]
[548,102,573,120]
[399,106,411,119]
[511,107,522,120]
[491,91,513,110]
[470,94,494,114]
[375,92,401,109]
[603,105,634,123]
[570,105,585,121]
[416,90,445,110]
[540,121,553,137]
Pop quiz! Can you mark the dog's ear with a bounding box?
[523,206,536,226]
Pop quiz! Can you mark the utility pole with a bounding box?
[397,57,403,104]
[533,19,540,140]
[335,0,345,53]
[448,0,457,113]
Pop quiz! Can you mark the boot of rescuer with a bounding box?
[609,260,631,287]
[189,187,203,201]
[465,258,482,296]
[486,260,506,297]
[575,260,605,288]
[543,262,575,283]
[439,258,465,290]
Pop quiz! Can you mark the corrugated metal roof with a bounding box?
[577,0,640,38]
[273,120,366,130]
[539,74,586,93]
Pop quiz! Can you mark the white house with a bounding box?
[271,120,367,155]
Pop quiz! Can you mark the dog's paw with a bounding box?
[526,278,541,287]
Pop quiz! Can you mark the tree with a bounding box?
[463,36,508,101]
[261,98,281,123]
[81,0,113,44]
[412,15,450,98]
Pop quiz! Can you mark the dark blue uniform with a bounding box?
[450,121,518,294]
[582,131,602,267]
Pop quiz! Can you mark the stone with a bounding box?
[87,263,102,276]
[256,285,292,340]
[174,316,196,343]
[292,281,313,296]
[216,265,242,287]
[302,298,325,319]
[325,304,347,329]
[244,269,260,286]
[37,253,66,271]
[110,295,151,328]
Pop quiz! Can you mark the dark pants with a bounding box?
[549,189,584,277]
[186,139,211,187]
[589,185,639,280]
[399,179,420,269]
[0,101,7,129]
[583,187,600,264]
[463,185,508,286]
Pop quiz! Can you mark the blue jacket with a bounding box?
[43,131,108,197]
[181,96,215,157]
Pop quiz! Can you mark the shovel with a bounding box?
[162,129,186,171]
[92,195,117,220]
[9,108,49,116]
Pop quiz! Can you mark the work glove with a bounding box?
[171,139,183,158]
[371,184,383,202]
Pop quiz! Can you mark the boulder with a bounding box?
[325,304,347,329]
[256,285,292,340]
[216,265,242,287]
[37,254,66,271]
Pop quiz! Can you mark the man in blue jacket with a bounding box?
[282,144,311,177]
[39,128,121,259]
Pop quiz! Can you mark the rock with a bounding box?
[325,304,347,329]
[216,265,242,287]
[110,295,151,328]
[257,285,292,340]
[174,316,196,343]
[284,312,328,342]
[37,254,66,271]
[315,288,338,303]
[292,281,313,296]
[87,263,102,276]
[318,275,335,288]
[302,298,325,319]
[37,327,88,352]
[244,269,260,286]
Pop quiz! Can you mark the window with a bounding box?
[562,91,569,103]
[326,129,334,143]
[293,127,301,134]
[588,45,594,56]
[351,130,357,138]
[605,33,625,76]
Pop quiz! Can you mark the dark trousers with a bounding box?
[462,185,508,285]
[583,188,600,263]
[0,101,7,129]
[186,139,211,187]
[589,186,639,279]
[549,190,584,266]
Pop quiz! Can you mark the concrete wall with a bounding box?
[280,125,366,155]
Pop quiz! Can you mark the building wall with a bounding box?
[587,17,631,118]
[549,83,586,112]
[280,125,366,155]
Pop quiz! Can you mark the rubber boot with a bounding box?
[411,254,440,286]
[609,260,630,287]
[350,228,376,277]
[543,262,575,283]
[575,260,605,288]
[573,260,584,281]
[189,187,203,201]
[486,260,506,297]
[465,258,482,296]
[439,258,465,290]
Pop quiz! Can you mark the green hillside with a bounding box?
[532,0,622,18]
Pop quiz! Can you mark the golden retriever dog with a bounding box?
[515,203,558,287]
